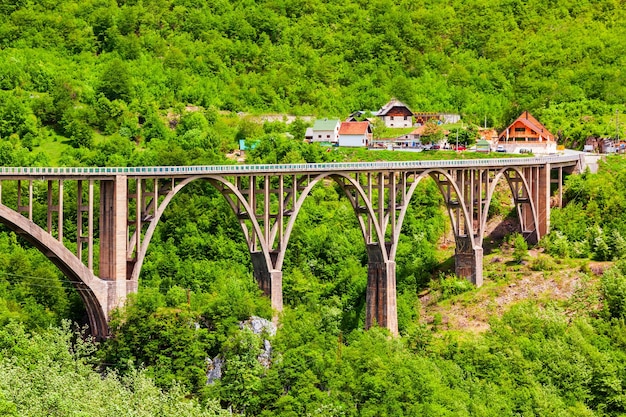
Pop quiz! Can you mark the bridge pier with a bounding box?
[251,252,283,312]
[365,244,398,336]
[99,176,129,315]
[455,245,484,287]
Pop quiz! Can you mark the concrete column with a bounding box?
[537,164,550,238]
[365,244,398,336]
[455,244,483,287]
[99,176,128,311]
[251,251,283,312]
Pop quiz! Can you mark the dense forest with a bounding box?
[2,0,626,415]
[0,0,625,159]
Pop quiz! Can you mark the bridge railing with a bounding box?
[0,154,581,177]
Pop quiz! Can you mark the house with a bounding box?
[475,139,491,153]
[345,111,376,122]
[498,111,557,154]
[310,119,341,143]
[338,121,372,147]
[375,99,413,128]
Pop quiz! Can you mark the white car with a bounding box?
[496,145,506,153]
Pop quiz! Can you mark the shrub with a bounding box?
[601,265,626,319]
[509,233,528,262]
[530,255,559,271]
[439,274,474,300]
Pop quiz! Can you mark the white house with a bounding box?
[338,121,372,147]
[375,99,413,128]
[310,119,341,143]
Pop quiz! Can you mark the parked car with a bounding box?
[453,145,467,151]
[432,144,441,150]
[496,145,506,153]
[519,148,532,154]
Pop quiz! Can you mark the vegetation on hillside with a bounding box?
[0,0,624,161]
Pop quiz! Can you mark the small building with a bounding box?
[498,111,557,154]
[475,139,491,153]
[338,121,372,147]
[345,111,376,122]
[310,119,341,143]
[375,99,413,128]
[413,112,441,125]
[397,125,426,142]
[304,127,314,141]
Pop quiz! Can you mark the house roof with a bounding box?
[339,121,370,135]
[375,98,412,116]
[499,111,555,141]
[408,125,427,135]
[312,118,340,131]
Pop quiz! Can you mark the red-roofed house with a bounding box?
[498,111,557,154]
[338,121,372,147]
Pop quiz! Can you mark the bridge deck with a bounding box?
[0,154,581,179]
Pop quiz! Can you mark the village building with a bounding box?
[413,112,441,125]
[498,111,557,154]
[375,99,413,128]
[345,111,376,122]
[338,121,372,147]
[309,118,341,143]
[584,137,625,154]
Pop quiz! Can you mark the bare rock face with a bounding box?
[206,356,224,384]
[240,316,277,337]
[240,316,276,369]
[206,316,276,384]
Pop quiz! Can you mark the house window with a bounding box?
[404,116,408,120]
[390,116,394,120]
[326,135,330,138]
[318,135,322,138]
[515,128,525,133]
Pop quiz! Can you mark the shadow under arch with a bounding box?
[389,166,540,286]
[480,166,540,245]
[0,204,109,338]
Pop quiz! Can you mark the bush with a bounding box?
[601,264,626,319]
[509,233,528,263]
[438,274,474,300]
[530,255,559,271]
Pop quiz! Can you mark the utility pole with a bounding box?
[617,109,620,142]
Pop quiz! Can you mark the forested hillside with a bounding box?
[0,0,626,158]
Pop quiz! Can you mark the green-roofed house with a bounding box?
[475,139,491,153]
[310,118,341,144]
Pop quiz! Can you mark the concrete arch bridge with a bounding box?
[0,155,580,337]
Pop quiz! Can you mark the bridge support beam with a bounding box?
[251,252,283,313]
[365,244,398,336]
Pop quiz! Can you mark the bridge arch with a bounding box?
[0,204,109,338]
[130,172,388,283]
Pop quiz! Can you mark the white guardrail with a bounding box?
[0,154,581,177]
